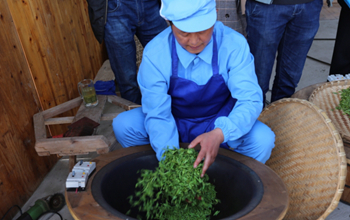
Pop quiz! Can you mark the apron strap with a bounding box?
[171,35,179,77]
[212,34,219,75]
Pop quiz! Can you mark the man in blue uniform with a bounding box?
[113,0,275,177]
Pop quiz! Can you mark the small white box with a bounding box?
[66,170,88,189]
[72,161,96,176]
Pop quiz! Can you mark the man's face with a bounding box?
[171,24,214,54]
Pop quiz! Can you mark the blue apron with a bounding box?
[168,34,237,148]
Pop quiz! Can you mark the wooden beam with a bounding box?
[42,97,82,120]
[69,156,77,171]
[45,116,75,125]
[108,95,141,111]
[105,130,117,151]
[34,135,110,156]
[33,112,47,140]
[43,112,120,125]
[73,95,107,123]
[100,113,120,121]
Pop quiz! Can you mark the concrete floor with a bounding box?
[13,3,350,220]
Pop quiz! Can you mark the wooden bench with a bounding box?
[33,60,141,169]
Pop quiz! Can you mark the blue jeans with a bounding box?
[104,0,168,104]
[245,0,322,103]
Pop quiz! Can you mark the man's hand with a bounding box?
[188,128,224,177]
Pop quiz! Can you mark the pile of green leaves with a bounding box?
[335,87,350,116]
[128,148,220,220]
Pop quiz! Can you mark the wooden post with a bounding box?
[69,156,77,171]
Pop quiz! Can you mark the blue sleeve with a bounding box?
[214,36,263,143]
[137,53,180,161]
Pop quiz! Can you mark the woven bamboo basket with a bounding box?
[258,98,347,220]
[309,80,350,144]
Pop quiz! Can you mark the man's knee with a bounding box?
[112,108,148,147]
[112,112,130,141]
[257,127,275,149]
[249,122,275,163]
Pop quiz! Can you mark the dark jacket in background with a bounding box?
[329,0,350,75]
[86,0,107,44]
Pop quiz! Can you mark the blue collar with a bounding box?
[174,36,213,69]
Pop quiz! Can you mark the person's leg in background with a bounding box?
[271,0,323,102]
[104,0,140,104]
[104,0,166,105]
[329,0,350,75]
[136,0,168,48]
[245,1,287,105]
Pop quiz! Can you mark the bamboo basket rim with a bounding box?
[259,98,347,220]
[309,80,350,144]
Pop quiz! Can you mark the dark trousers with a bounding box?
[329,0,350,75]
[245,0,323,103]
[104,0,168,104]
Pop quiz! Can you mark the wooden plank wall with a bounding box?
[7,0,107,136]
[0,1,58,218]
[0,0,106,218]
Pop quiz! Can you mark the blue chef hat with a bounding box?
[160,0,217,33]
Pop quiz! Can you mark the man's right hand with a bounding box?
[188,128,224,177]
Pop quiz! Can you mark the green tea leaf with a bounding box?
[128,147,220,220]
[335,87,350,116]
